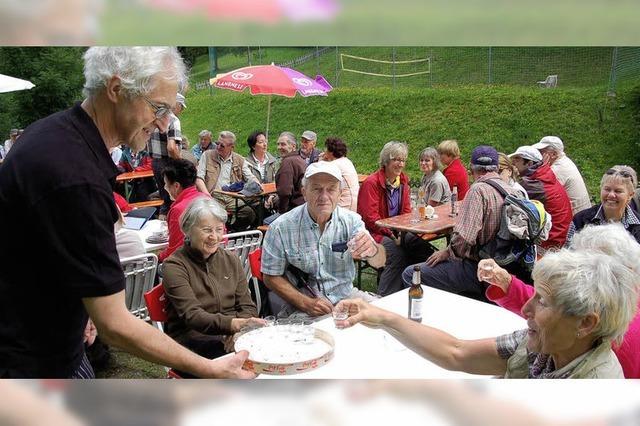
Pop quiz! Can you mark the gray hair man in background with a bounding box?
[195,130,259,230]
[192,129,215,162]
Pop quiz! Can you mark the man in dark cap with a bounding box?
[298,130,321,165]
[401,145,519,302]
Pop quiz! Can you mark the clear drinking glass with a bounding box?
[264,316,276,327]
[410,192,420,223]
[479,264,494,282]
[332,306,349,328]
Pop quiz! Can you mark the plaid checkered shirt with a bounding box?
[148,113,182,159]
[448,173,517,260]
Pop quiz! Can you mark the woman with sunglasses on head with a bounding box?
[566,165,640,245]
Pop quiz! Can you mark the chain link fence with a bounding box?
[193,47,640,94]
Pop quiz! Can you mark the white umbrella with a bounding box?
[0,73,35,93]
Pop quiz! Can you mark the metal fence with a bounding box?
[194,47,640,94]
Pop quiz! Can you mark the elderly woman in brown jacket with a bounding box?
[162,198,263,376]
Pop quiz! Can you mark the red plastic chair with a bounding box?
[143,284,182,379]
[248,247,263,281]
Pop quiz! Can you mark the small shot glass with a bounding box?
[332,306,349,328]
[264,316,276,327]
[479,264,494,282]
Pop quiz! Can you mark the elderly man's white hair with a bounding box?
[218,130,236,144]
[82,47,188,98]
[570,223,640,275]
[532,249,638,346]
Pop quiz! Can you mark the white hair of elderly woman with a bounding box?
[379,141,408,169]
[179,198,228,237]
[532,248,638,346]
[82,47,188,98]
[570,223,640,275]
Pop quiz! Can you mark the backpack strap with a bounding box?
[481,178,509,199]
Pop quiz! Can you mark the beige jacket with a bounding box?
[200,151,246,194]
[504,335,623,378]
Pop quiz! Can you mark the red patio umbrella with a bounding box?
[210,64,333,136]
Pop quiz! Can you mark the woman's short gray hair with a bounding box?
[82,47,188,99]
[179,198,228,237]
[379,141,408,169]
[199,130,212,138]
[278,131,297,148]
[532,249,639,346]
[419,147,441,171]
[218,130,236,144]
[600,165,637,195]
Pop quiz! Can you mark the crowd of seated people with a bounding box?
[5,47,638,382]
[100,104,640,380]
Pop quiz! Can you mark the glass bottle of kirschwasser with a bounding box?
[408,265,424,322]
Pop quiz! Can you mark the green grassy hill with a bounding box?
[179,84,640,197]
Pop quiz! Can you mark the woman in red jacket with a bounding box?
[357,141,433,296]
[437,139,470,200]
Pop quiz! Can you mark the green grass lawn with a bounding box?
[96,347,165,379]
[180,83,640,197]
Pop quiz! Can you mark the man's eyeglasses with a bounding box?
[605,168,633,179]
[390,158,407,164]
[141,95,172,119]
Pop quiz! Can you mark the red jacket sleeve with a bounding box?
[135,156,153,172]
[357,179,392,243]
[159,208,182,262]
[485,276,533,318]
[113,192,132,213]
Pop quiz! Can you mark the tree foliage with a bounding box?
[0,47,85,134]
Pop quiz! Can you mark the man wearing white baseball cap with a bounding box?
[532,136,591,214]
[509,145,573,249]
[261,161,386,319]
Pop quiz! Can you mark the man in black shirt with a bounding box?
[0,47,253,379]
